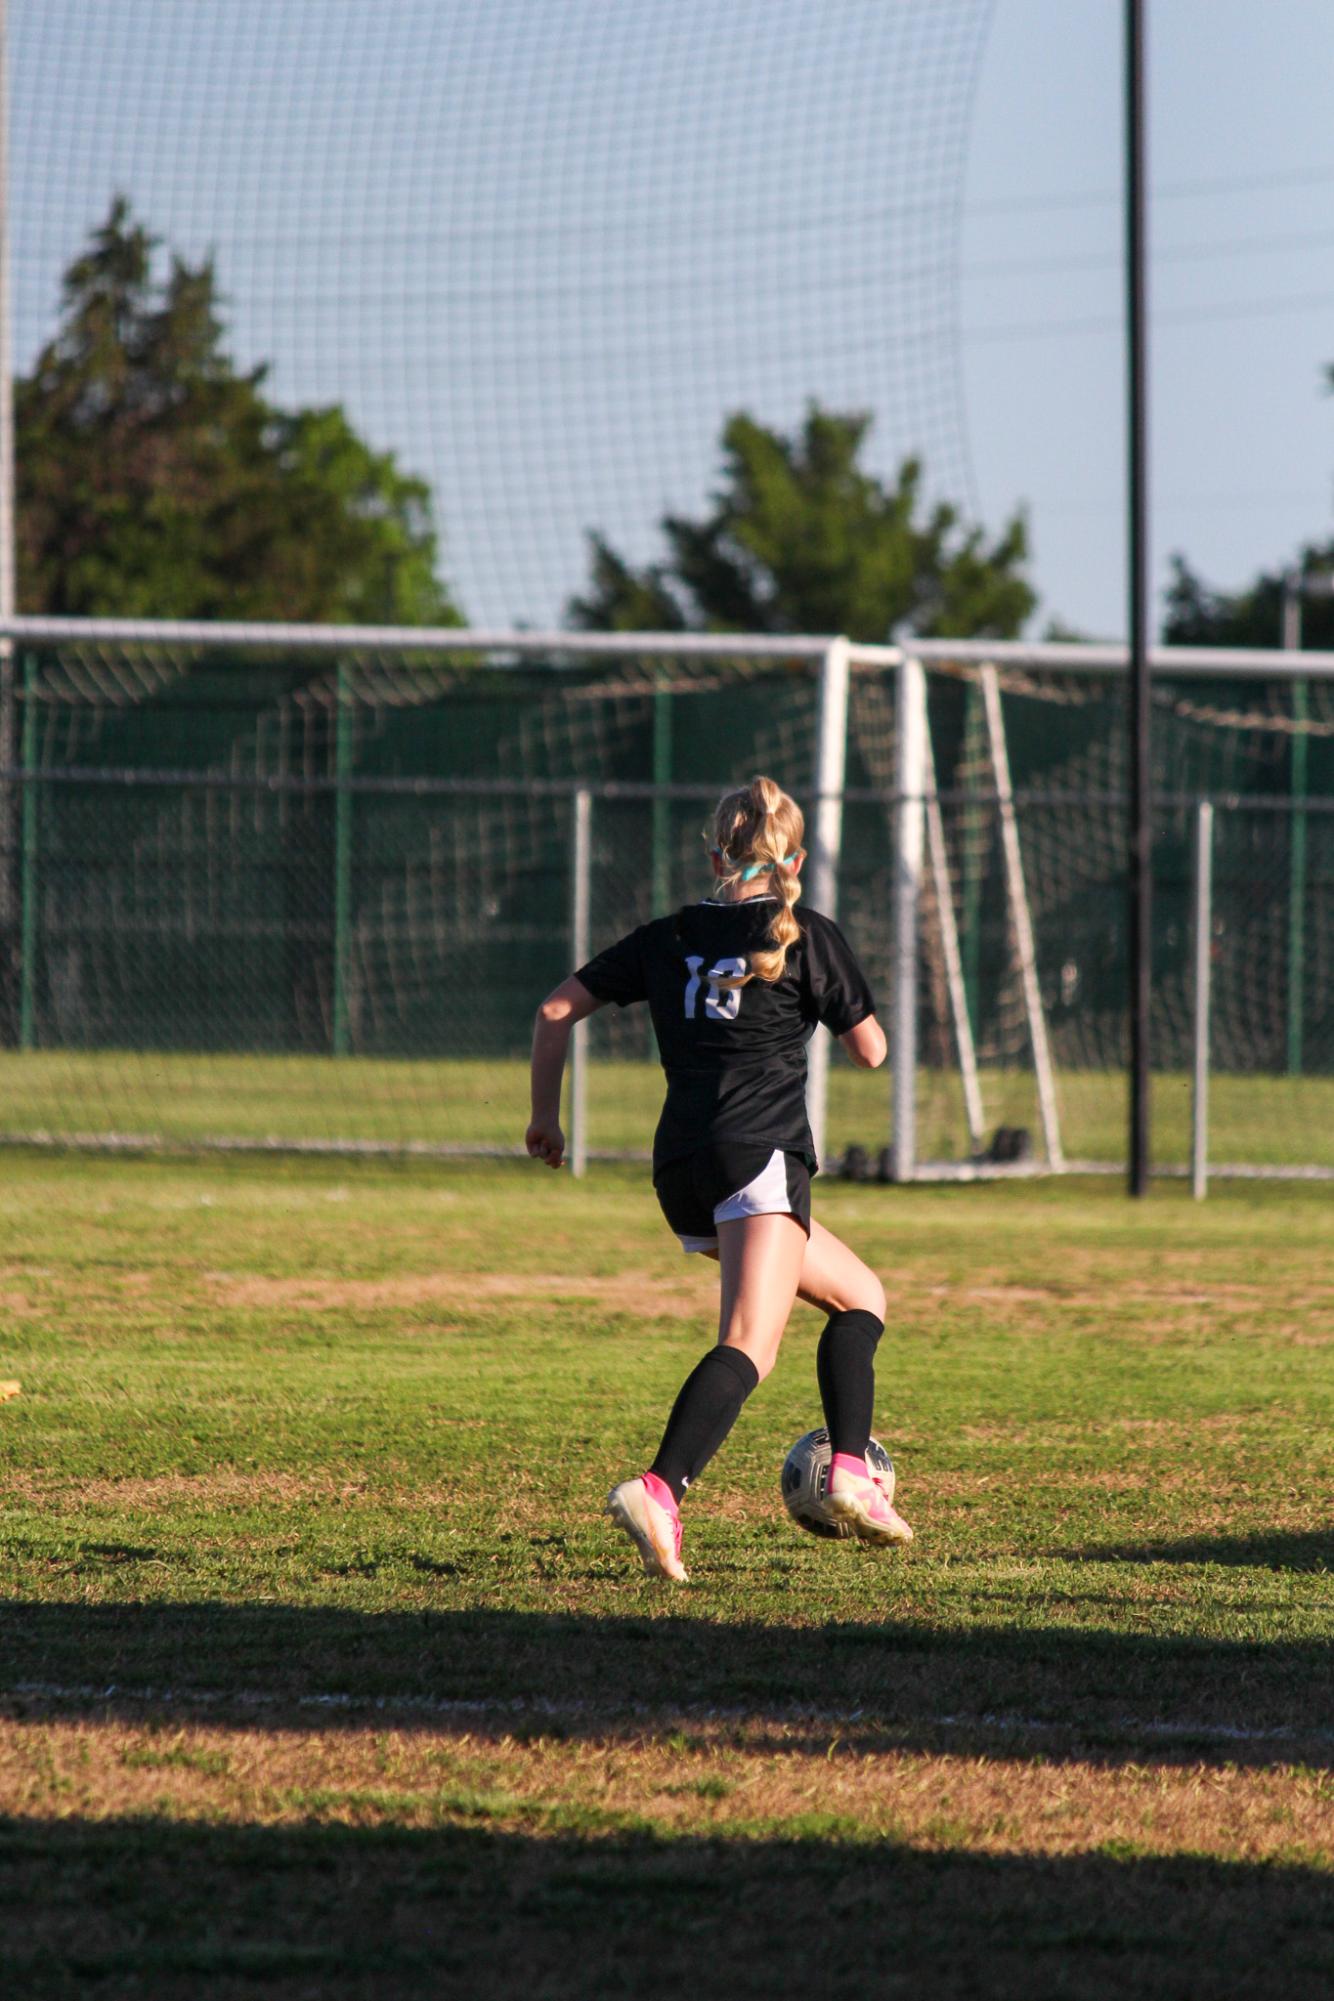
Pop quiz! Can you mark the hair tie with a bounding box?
[739,846,792,882]
[711,841,802,883]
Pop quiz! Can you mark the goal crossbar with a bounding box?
[6,616,1334,680]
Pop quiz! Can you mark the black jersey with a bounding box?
[575,898,876,1173]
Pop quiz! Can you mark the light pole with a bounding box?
[0,0,11,642]
[1125,0,1151,1196]
[0,0,15,974]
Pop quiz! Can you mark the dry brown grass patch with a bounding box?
[1,1469,409,1511]
[203,1269,709,1318]
[2,1715,1330,1865]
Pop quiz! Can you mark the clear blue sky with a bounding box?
[965,0,1334,638]
[13,0,1334,638]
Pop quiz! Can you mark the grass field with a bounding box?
[1,1152,1332,1997]
[2,1048,1333,1168]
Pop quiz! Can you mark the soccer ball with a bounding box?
[781,1428,895,1540]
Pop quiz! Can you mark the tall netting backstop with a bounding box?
[14,0,996,631]
[2,620,1331,1185]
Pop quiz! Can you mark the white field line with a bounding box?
[6,1682,1332,1750]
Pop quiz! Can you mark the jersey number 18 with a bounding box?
[683,955,747,1021]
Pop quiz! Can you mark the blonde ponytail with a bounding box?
[708,774,805,984]
[749,853,802,983]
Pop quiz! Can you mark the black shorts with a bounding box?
[653,1144,812,1255]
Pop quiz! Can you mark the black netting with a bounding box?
[1,646,1332,1172]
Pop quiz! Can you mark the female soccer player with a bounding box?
[526,774,912,1582]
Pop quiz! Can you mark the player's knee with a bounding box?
[859,1268,887,1322]
[719,1329,780,1382]
[814,1263,884,1320]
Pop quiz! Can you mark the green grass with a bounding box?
[1,1152,1332,1997]
[1,1048,1332,1166]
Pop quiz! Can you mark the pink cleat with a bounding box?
[606,1472,689,1583]
[827,1452,914,1546]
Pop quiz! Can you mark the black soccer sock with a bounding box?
[649,1345,760,1503]
[816,1308,884,1460]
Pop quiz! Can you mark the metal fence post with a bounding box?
[0,648,12,953]
[332,660,352,1056]
[18,648,35,1049]
[1191,799,1214,1201]
[569,786,592,1177]
[1287,682,1308,1075]
[651,671,673,916]
[891,657,927,1183]
[806,637,850,1171]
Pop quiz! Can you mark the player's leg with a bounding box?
[638,1186,835,1508]
[798,1219,886,1463]
[640,1210,805,1506]
[797,1216,886,1318]
[604,1151,739,1584]
[798,1218,912,1546]
[717,1210,809,1376]
[608,1161,806,1583]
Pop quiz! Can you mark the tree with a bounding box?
[16,197,461,623]
[568,405,1035,640]
[1163,356,1334,650]
[1163,544,1334,651]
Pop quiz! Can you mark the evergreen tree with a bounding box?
[569,405,1035,640]
[16,197,461,623]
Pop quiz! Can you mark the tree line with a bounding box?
[16,200,1327,648]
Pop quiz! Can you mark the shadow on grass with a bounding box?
[2,1813,1333,2001]
[3,1602,1329,1768]
[1066,1529,1333,1574]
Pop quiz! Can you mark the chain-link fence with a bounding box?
[1,627,1331,1178]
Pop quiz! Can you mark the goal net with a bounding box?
[0,628,881,1158]
[884,644,1334,1182]
[15,0,992,634]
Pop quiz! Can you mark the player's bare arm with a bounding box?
[840,1015,887,1070]
[527,974,604,1168]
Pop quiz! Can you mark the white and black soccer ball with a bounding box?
[780,1428,896,1540]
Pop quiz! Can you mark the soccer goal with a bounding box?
[0,615,1330,1186]
[867,636,1334,1188]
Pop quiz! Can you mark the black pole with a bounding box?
[1126,0,1151,1196]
